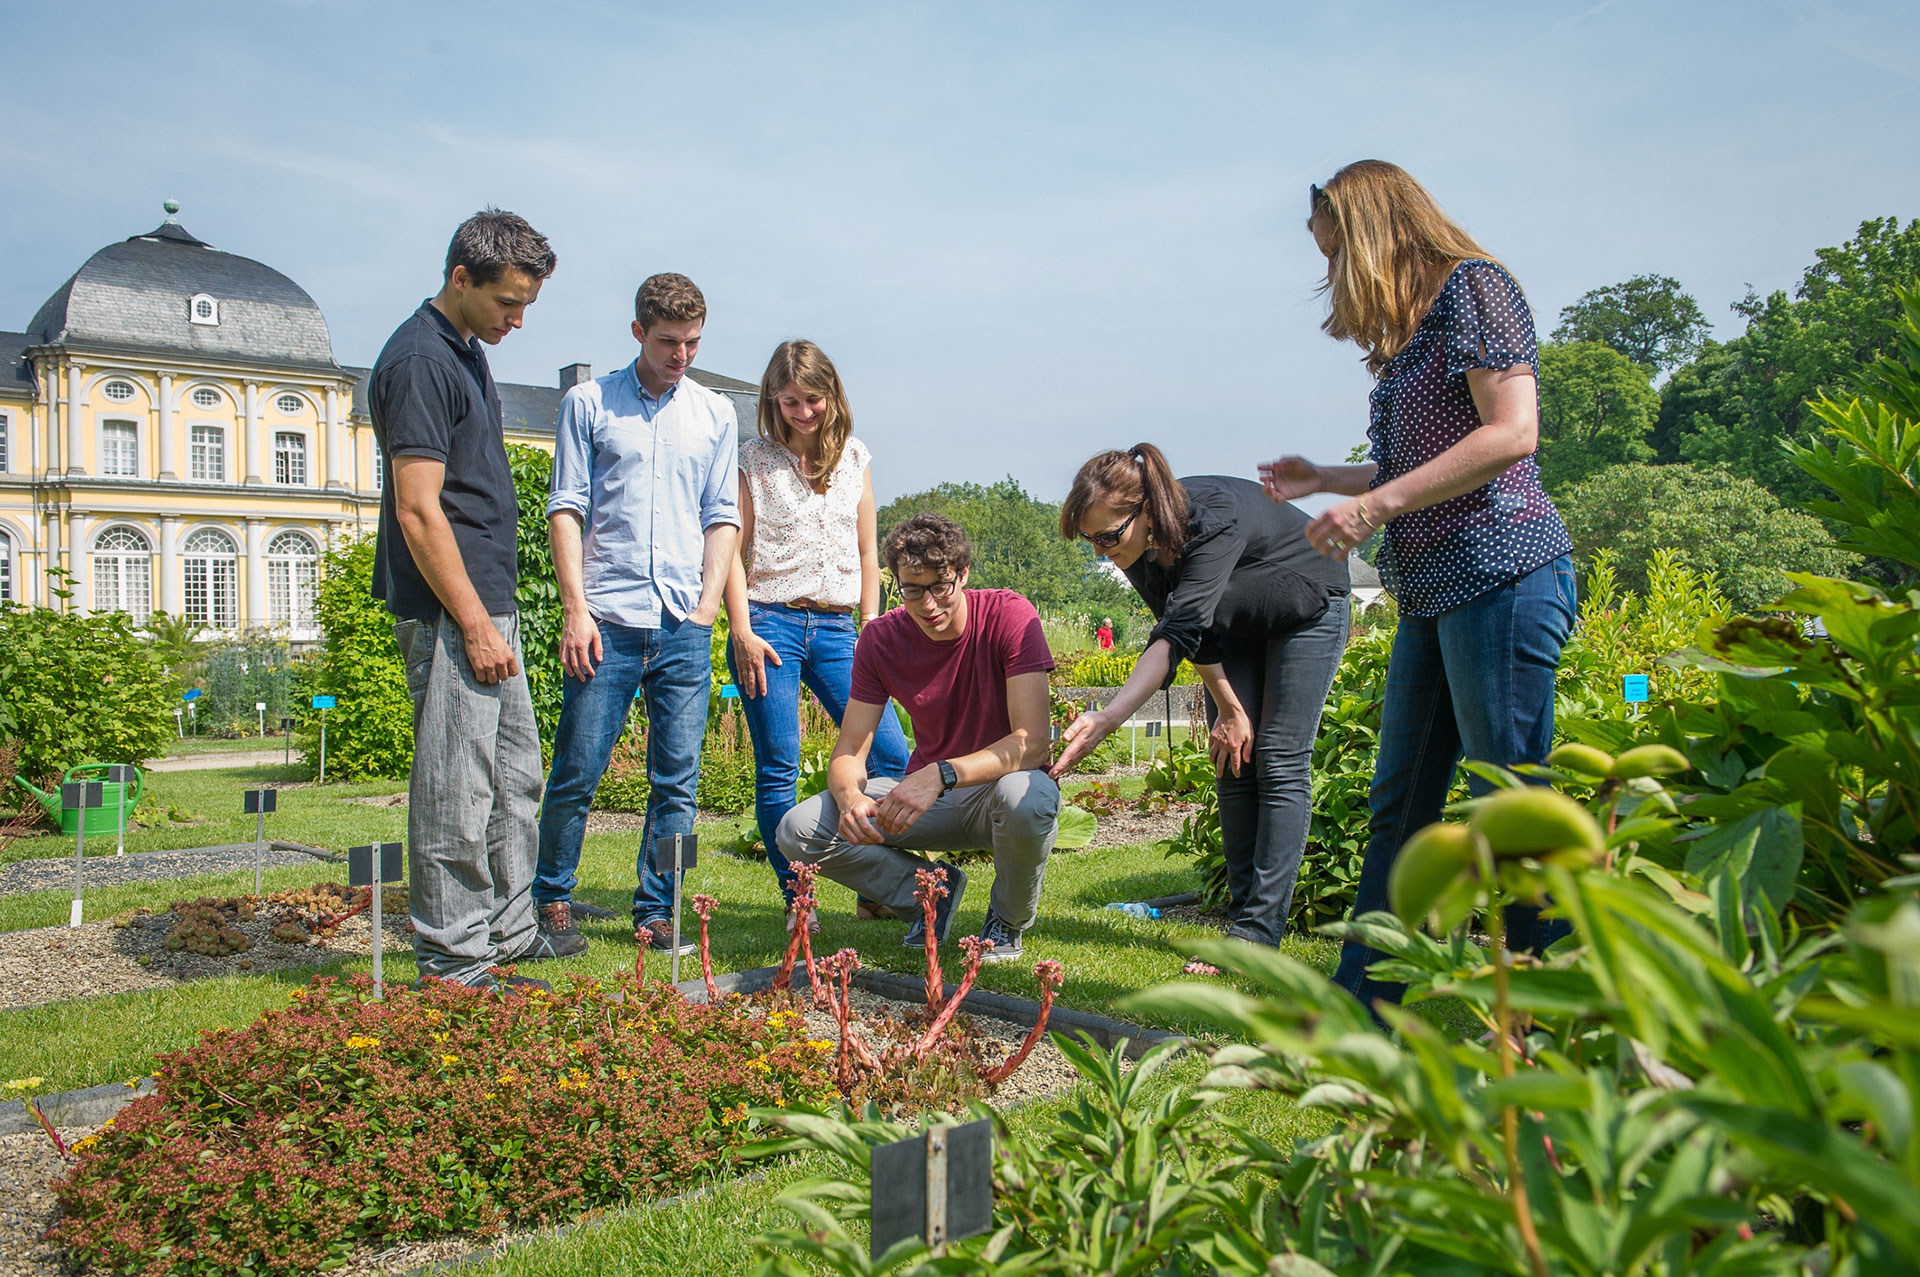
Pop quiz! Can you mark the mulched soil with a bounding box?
[0,987,1094,1277]
[0,898,412,1013]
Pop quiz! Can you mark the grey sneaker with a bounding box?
[637,918,697,956]
[902,863,968,948]
[977,906,1024,963]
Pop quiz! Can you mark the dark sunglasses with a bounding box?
[1081,507,1142,551]
[1310,182,1330,216]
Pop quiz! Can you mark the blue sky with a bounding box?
[4,1,1916,502]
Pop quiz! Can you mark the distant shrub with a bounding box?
[0,594,176,786]
[200,633,292,735]
[290,538,413,780]
[1065,648,1198,687]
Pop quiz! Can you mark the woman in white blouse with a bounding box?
[724,340,911,930]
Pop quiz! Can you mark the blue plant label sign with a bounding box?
[182,689,203,701]
[1622,674,1650,704]
[312,695,337,709]
[721,683,740,699]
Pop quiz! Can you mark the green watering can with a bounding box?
[13,762,143,837]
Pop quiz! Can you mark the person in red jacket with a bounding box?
[1096,618,1114,650]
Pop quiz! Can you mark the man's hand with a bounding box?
[837,790,888,845]
[463,615,520,684]
[1210,704,1254,777]
[559,610,603,680]
[732,629,782,697]
[875,766,945,836]
[1049,708,1116,779]
[687,601,720,627]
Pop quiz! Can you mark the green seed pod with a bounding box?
[1389,822,1475,926]
[1468,788,1604,862]
[1610,744,1691,780]
[1547,743,1615,779]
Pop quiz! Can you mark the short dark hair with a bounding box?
[444,209,557,286]
[635,273,707,328]
[883,513,972,579]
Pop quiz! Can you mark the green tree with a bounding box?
[289,537,415,780]
[1556,462,1852,611]
[0,596,177,786]
[1659,217,1920,503]
[877,478,1141,620]
[1552,273,1711,372]
[1535,340,1659,491]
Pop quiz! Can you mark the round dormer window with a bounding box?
[102,379,136,402]
[191,387,222,410]
[275,393,304,416]
[189,293,219,326]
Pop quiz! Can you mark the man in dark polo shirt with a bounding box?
[369,208,578,990]
[777,515,1060,962]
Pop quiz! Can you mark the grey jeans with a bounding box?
[777,771,1060,933]
[393,611,543,984]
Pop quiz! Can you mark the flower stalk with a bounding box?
[983,960,1065,1085]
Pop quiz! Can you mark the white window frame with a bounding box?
[188,293,219,326]
[0,527,12,602]
[0,411,10,474]
[190,425,226,483]
[273,431,308,486]
[273,392,306,416]
[372,435,384,492]
[266,530,319,630]
[101,379,137,403]
[92,525,153,617]
[181,527,239,630]
[190,386,223,410]
[100,419,140,477]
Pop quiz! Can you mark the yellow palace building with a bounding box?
[0,201,757,640]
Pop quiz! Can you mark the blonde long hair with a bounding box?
[1313,160,1505,376]
[757,340,854,486]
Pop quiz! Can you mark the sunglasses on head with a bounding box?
[1081,506,1143,551]
[1310,182,1330,215]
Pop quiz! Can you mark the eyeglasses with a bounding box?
[900,577,959,603]
[1081,507,1142,551]
[1310,182,1332,216]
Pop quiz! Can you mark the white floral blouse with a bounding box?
[741,434,870,608]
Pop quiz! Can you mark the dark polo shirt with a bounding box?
[368,301,520,621]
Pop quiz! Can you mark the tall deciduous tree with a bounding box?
[1556,462,1852,612]
[1553,274,1711,372]
[877,478,1140,620]
[1535,340,1659,491]
[1656,217,1920,504]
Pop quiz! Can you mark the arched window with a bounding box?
[0,527,12,602]
[182,528,238,630]
[189,293,219,326]
[267,530,319,630]
[92,525,152,616]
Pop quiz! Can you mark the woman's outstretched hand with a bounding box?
[1305,499,1374,560]
[1259,455,1322,502]
[1049,708,1116,779]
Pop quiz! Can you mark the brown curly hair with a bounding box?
[882,514,972,580]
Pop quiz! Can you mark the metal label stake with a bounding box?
[349,842,403,998]
[312,695,336,782]
[244,788,277,896]
[652,833,698,985]
[107,764,135,857]
[64,781,103,928]
[281,717,296,767]
[870,1118,992,1259]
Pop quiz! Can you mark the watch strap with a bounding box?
[937,760,958,792]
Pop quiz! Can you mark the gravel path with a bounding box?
[143,749,289,772]
[0,841,338,899]
[0,989,1096,1276]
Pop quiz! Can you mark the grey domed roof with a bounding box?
[27,214,337,370]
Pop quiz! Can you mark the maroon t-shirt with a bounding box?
[850,588,1055,772]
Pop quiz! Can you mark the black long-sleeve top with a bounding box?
[1124,476,1350,685]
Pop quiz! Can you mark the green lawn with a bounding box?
[159,734,294,756]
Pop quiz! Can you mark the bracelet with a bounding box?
[1355,498,1374,531]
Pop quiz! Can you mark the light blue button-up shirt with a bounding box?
[546,361,740,628]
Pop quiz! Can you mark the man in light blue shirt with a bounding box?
[534,273,739,956]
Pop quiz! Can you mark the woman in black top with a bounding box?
[1052,444,1350,948]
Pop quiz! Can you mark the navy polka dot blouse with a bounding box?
[1367,259,1572,617]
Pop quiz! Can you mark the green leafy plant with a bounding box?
[1144,738,1211,796]
[1063,647,1199,687]
[0,589,177,786]
[289,537,415,780]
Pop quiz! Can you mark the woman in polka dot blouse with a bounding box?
[1262,160,1578,1014]
[722,340,910,930]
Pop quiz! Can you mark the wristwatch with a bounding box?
[937,760,959,792]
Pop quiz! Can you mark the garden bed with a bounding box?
[0,840,338,898]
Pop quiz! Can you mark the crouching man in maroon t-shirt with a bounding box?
[776,514,1059,962]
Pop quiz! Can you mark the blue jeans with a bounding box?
[1332,555,1579,1013]
[729,602,910,901]
[535,615,712,925]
